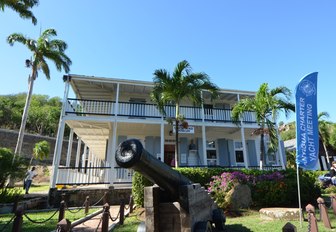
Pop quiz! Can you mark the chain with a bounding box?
[91,194,106,207]
[65,202,85,214]
[23,209,59,224]
[94,215,103,232]
[307,211,311,232]
[109,209,120,222]
[0,214,15,232]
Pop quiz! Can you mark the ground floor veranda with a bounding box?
[50,118,286,188]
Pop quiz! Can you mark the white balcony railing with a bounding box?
[65,98,257,123]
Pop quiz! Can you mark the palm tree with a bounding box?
[318,112,332,167]
[151,60,219,168]
[7,28,72,156]
[30,140,50,165]
[0,0,39,25]
[231,83,294,170]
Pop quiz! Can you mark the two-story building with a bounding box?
[51,74,286,188]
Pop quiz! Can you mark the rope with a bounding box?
[91,194,105,207]
[94,215,103,232]
[109,210,120,222]
[124,204,130,210]
[23,209,59,224]
[0,214,15,232]
[65,202,85,214]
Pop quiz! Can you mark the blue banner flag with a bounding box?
[295,72,319,170]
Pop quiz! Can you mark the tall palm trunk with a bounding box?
[259,127,265,170]
[15,69,36,156]
[319,132,330,168]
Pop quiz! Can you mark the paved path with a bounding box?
[71,205,130,232]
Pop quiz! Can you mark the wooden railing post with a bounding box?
[129,195,134,214]
[317,197,332,229]
[85,196,90,214]
[282,222,297,232]
[119,199,125,225]
[306,204,318,232]
[101,203,110,232]
[56,218,71,232]
[58,200,66,222]
[12,206,23,232]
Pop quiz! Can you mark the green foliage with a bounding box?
[33,140,50,160]
[0,94,61,136]
[0,147,28,188]
[132,172,153,207]
[0,187,23,203]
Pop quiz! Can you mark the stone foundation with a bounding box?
[48,187,132,207]
[259,207,301,221]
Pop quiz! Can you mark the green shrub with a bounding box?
[0,188,23,203]
[132,172,152,207]
[0,147,28,188]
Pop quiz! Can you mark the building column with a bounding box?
[240,127,249,169]
[66,129,74,167]
[276,125,286,169]
[160,119,164,162]
[82,145,88,172]
[75,137,82,167]
[200,91,207,165]
[51,75,70,188]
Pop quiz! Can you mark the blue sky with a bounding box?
[1,1,335,123]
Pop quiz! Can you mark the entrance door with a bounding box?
[164,144,175,166]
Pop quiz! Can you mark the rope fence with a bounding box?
[2,192,134,232]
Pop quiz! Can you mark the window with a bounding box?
[234,141,244,164]
[206,140,217,166]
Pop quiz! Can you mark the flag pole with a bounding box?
[296,164,303,227]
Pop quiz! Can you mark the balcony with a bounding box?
[65,98,257,123]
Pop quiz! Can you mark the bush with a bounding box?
[0,147,28,189]
[209,169,321,209]
[132,172,152,207]
[0,188,23,203]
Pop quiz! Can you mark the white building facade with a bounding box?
[51,74,286,188]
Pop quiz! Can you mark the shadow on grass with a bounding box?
[224,224,253,232]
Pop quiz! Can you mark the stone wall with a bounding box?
[0,129,79,165]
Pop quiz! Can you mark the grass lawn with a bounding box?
[24,183,50,193]
[113,208,336,232]
[0,208,98,232]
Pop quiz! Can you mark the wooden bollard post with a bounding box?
[12,195,19,213]
[331,195,336,215]
[101,203,110,232]
[119,199,125,225]
[56,218,71,232]
[317,197,332,229]
[306,204,318,232]
[282,222,297,232]
[129,195,134,214]
[61,193,66,201]
[58,200,66,222]
[12,206,23,232]
[85,196,90,215]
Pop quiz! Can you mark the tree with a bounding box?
[0,148,27,189]
[7,28,72,156]
[30,140,50,165]
[318,112,332,166]
[231,83,294,170]
[151,60,219,167]
[0,0,39,25]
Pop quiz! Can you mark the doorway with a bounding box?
[164,144,175,166]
